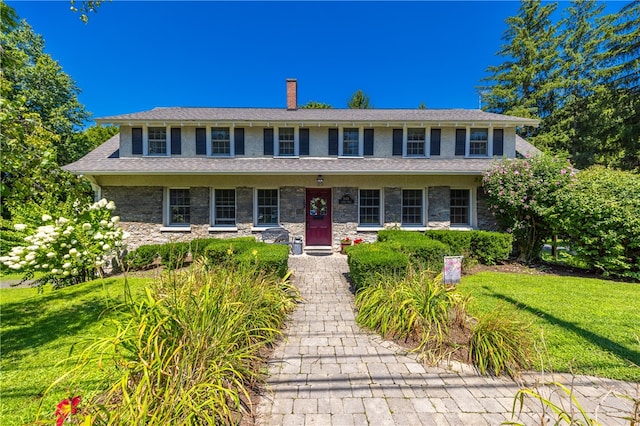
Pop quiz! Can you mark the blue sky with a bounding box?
[8,1,623,124]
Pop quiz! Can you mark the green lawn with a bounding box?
[459,272,640,382]
[0,277,151,425]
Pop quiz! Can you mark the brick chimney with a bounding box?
[286,78,297,110]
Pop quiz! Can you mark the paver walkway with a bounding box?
[256,254,638,425]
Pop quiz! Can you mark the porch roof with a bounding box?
[63,135,506,176]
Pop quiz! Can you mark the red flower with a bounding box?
[55,396,80,426]
[353,238,363,245]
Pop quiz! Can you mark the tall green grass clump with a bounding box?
[469,309,531,377]
[57,261,299,424]
[355,270,466,357]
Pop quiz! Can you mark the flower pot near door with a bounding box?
[340,238,351,254]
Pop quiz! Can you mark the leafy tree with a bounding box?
[482,154,575,263]
[69,0,109,23]
[60,125,119,165]
[347,89,372,109]
[300,101,332,109]
[0,2,17,33]
[2,20,90,136]
[482,0,559,137]
[558,166,640,279]
[1,7,93,219]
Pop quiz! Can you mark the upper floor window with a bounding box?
[278,128,295,156]
[450,189,470,225]
[167,188,190,226]
[469,128,488,156]
[406,128,426,156]
[359,189,381,226]
[256,189,279,226]
[402,189,423,226]
[211,189,236,227]
[211,127,231,156]
[343,128,360,156]
[148,127,167,155]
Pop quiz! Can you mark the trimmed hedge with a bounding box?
[125,237,262,271]
[423,230,473,256]
[399,238,448,271]
[347,242,409,290]
[348,230,513,290]
[470,231,512,265]
[237,244,290,278]
[203,237,258,264]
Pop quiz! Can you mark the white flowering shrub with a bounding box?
[0,199,129,287]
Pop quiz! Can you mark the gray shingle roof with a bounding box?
[63,134,508,176]
[96,107,539,127]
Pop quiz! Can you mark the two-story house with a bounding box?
[64,79,539,252]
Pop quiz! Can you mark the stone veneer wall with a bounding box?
[476,187,499,231]
[103,184,496,251]
[428,186,451,229]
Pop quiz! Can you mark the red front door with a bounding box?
[306,188,332,246]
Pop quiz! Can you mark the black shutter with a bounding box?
[170,128,181,155]
[132,127,143,155]
[364,129,374,156]
[430,129,441,156]
[392,129,403,156]
[299,128,310,156]
[493,129,504,156]
[328,128,338,155]
[196,128,206,155]
[455,129,466,156]
[263,128,274,155]
[234,128,245,155]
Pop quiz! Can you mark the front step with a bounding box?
[303,245,334,256]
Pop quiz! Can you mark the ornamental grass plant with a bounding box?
[46,260,299,425]
[354,268,531,376]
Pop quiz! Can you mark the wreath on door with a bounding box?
[309,197,327,216]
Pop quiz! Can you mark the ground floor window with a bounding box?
[212,189,236,226]
[402,189,423,226]
[450,189,470,225]
[359,189,381,226]
[256,189,278,226]
[167,188,190,226]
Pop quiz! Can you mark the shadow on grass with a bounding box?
[0,279,128,359]
[485,289,640,368]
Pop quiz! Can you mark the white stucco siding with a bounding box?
[115,124,517,160]
[119,126,132,156]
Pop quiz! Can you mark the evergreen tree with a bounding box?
[596,1,640,169]
[347,89,372,109]
[482,0,558,138]
[534,0,607,167]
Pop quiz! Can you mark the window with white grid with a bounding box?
[402,189,423,226]
[450,189,470,225]
[256,189,278,226]
[359,189,381,226]
[213,189,236,226]
[168,188,190,226]
[279,128,295,156]
[469,128,488,156]
[406,128,426,156]
[148,127,167,155]
[211,127,231,155]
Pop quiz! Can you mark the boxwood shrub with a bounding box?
[203,237,258,264]
[347,242,409,290]
[400,238,448,271]
[470,231,512,265]
[423,230,473,256]
[237,244,290,278]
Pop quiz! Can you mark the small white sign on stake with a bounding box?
[443,256,463,285]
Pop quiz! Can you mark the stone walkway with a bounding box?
[255,254,638,425]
